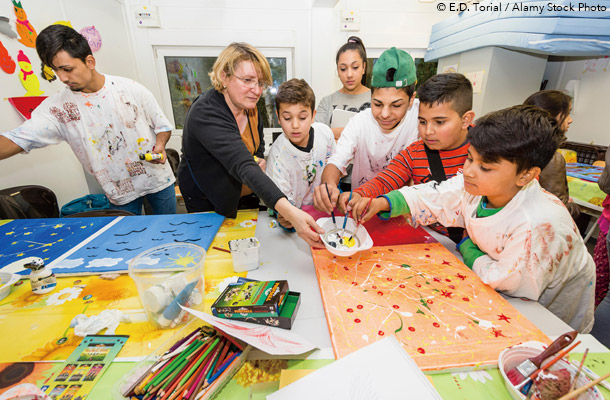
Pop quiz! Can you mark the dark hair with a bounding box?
[336,36,367,86]
[36,24,92,69]
[523,90,572,133]
[418,73,473,116]
[275,78,316,113]
[468,105,561,173]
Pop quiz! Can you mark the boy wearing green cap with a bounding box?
[313,47,419,213]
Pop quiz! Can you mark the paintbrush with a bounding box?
[516,340,582,394]
[507,330,578,386]
[558,371,610,400]
[570,362,610,391]
[340,191,352,240]
[324,184,338,230]
[349,196,374,242]
[568,348,588,393]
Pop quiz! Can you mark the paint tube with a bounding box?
[139,153,164,162]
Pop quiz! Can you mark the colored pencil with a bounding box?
[209,339,231,377]
[216,328,244,351]
[150,339,205,388]
[207,351,240,385]
[185,345,222,400]
[175,338,221,392]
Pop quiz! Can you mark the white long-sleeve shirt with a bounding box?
[326,102,419,187]
[266,123,335,208]
[395,174,595,333]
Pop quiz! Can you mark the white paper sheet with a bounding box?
[182,306,317,355]
[267,336,442,400]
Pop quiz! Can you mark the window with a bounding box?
[156,47,292,131]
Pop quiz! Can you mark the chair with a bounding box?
[166,148,180,179]
[63,209,135,218]
[0,185,60,219]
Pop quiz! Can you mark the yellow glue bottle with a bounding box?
[139,153,164,162]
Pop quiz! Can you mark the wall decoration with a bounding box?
[17,50,43,96]
[12,0,37,48]
[7,95,47,119]
[0,39,15,73]
[56,213,224,275]
[312,243,549,371]
[53,20,72,27]
[41,62,55,81]
[0,217,115,274]
[0,16,18,39]
[79,25,102,53]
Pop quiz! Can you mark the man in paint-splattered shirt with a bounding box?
[0,25,175,214]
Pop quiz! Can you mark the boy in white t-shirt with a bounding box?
[313,47,419,214]
[266,79,335,229]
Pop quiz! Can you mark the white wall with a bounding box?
[1,0,448,207]
[543,57,610,146]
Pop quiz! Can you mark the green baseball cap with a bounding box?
[371,47,417,88]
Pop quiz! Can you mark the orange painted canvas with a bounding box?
[312,243,550,371]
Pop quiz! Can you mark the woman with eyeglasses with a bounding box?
[178,42,324,247]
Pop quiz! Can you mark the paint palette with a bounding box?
[317,217,373,257]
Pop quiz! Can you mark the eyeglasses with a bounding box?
[233,75,267,90]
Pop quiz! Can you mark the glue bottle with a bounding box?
[24,257,56,295]
[139,153,164,162]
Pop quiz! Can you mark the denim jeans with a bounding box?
[590,230,610,346]
[112,184,176,215]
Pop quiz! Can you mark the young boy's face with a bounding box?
[277,103,315,148]
[463,147,532,208]
[418,101,471,150]
[371,88,415,134]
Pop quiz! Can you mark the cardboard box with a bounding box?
[211,280,289,315]
[218,291,301,330]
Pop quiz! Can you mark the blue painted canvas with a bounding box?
[0,217,116,275]
[54,213,224,275]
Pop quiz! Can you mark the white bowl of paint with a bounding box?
[0,272,20,301]
[317,217,373,257]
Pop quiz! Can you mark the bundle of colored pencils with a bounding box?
[123,326,244,400]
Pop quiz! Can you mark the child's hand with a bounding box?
[313,183,340,214]
[277,213,293,229]
[353,197,390,224]
[338,192,361,215]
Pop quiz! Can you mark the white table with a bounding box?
[250,211,604,358]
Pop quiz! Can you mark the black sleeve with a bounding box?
[254,113,265,159]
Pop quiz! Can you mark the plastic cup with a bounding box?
[228,237,260,273]
[128,243,205,329]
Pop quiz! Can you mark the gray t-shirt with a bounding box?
[315,90,371,126]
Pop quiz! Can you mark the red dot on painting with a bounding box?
[425,255,431,258]
[392,305,399,309]
[333,256,337,259]
[373,251,378,254]
[377,291,383,296]
[449,285,456,289]
[386,277,392,281]
[408,327,415,332]
[463,297,470,302]
[427,299,433,304]
[378,331,385,336]
[372,285,377,289]
[445,279,451,282]
[348,257,352,260]
[344,267,349,271]
[389,248,394,252]
[352,282,358,285]
[354,319,361,323]
[433,322,440,327]
[357,305,363,309]
[415,283,421,287]
[346,308,353,313]
[425,248,430,251]
[417,348,426,354]
[376,264,381,268]
[399,284,405,288]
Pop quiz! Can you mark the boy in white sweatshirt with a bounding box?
[353,105,595,333]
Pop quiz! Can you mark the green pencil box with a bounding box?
[217,291,301,330]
